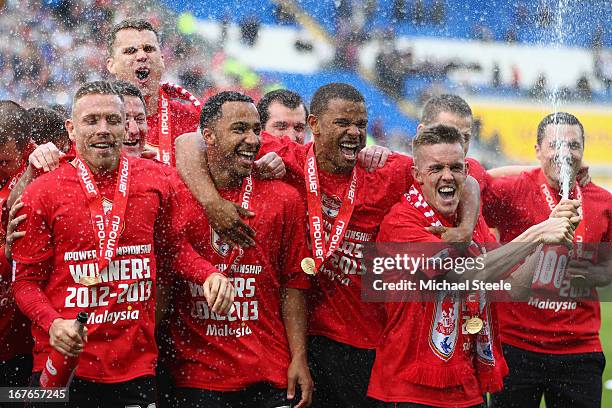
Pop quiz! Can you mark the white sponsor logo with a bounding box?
[87,309,140,325]
[306,156,318,195]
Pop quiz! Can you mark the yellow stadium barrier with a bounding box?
[470,101,612,165]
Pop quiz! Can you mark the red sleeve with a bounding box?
[11,185,54,265]
[12,261,59,332]
[257,132,306,185]
[11,182,59,331]
[278,186,310,290]
[482,175,519,229]
[156,168,219,285]
[0,246,10,283]
[466,157,490,195]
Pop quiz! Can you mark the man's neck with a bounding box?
[543,170,576,193]
[79,156,119,176]
[208,159,243,190]
[145,93,158,116]
[314,149,354,175]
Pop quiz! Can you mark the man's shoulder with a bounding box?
[465,157,485,173]
[130,157,182,188]
[489,167,539,193]
[170,99,199,114]
[26,162,75,193]
[361,153,412,188]
[382,195,427,227]
[583,182,612,206]
[367,152,413,173]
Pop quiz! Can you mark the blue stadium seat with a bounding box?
[258,70,419,135]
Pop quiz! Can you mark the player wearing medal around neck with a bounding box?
[174,82,482,407]
[369,124,578,408]
[107,18,286,250]
[483,113,612,408]
[162,91,313,408]
[10,81,233,407]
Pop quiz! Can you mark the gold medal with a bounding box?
[466,316,484,334]
[80,275,99,286]
[301,257,317,275]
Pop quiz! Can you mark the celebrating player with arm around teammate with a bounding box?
[163,91,312,408]
[106,18,201,165]
[175,82,483,407]
[10,81,231,407]
[484,112,612,408]
[368,124,577,408]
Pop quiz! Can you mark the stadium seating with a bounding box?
[292,0,611,48]
[258,70,419,134]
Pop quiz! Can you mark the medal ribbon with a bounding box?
[157,82,202,166]
[304,145,359,272]
[75,154,130,280]
[221,176,254,278]
[404,184,485,328]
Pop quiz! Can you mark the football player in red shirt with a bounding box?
[257,89,309,144]
[11,81,233,407]
[0,100,34,392]
[5,80,151,211]
[369,124,577,408]
[106,19,201,166]
[174,83,482,407]
[165,90,313,408]
[484,112,612,408]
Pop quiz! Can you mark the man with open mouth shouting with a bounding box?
[106,19,201,167]
[173,82,483,407]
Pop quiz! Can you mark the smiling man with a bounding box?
[369,124,578,408]
[257,89,309,144]
[11,81,230,407]
[164,91,313,408]
[483,113,612,408]
[106,19,200,165]
[112,80,148,157]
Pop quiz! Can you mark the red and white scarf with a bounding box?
[402,184,506,392]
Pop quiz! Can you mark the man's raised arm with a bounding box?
[175,132,255,248]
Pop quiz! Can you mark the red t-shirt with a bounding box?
[259,133,414,349]
[466,157,490,196]
[483,168,612,354]
[145,99,199,163]
[0,144,35,361]
[0,249,33,361]
[167,179,310,391]
[368,200,502,407]
[11,158,216,383]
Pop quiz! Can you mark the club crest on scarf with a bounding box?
[430,291,460,360]
[405,183,497,367]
